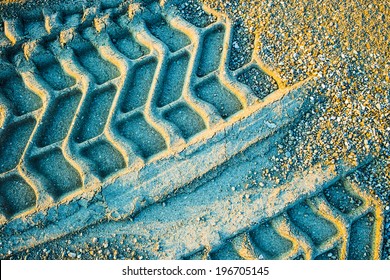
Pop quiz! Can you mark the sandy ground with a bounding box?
[0,0,389,259]
[200,0,390,258]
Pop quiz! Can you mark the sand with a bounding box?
[0,0,388,259]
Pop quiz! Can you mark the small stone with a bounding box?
[110,211,120,220]
[264,120,277,128]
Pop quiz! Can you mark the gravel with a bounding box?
[196,0,389,258]
[1,0,388,259]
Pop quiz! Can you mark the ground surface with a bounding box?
[0,0,389,259]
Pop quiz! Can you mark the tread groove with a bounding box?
[0,1,382,261]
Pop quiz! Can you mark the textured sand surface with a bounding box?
[0,0,389,259]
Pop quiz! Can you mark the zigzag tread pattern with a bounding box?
[0,1,284,224]
[183,179,383,260]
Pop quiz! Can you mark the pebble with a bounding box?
[2,0,389,261]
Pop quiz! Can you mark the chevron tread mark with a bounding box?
[186,178,383,260]
[0,1,293,230]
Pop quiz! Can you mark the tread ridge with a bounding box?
[200,178,383,260]
[0,1,319,256]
